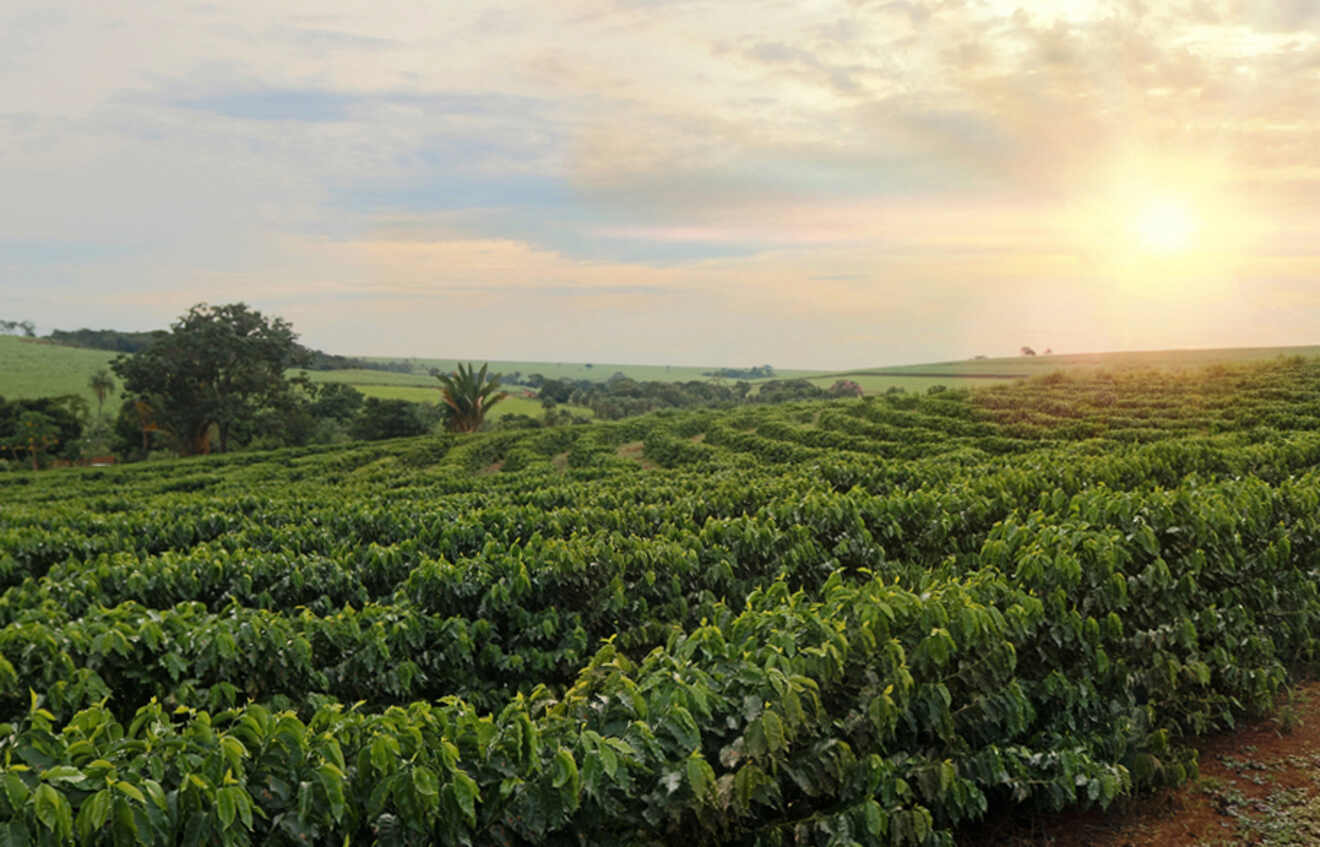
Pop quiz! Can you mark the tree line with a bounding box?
[44,326,415,373]
[2,302,879,469]
[525,372,863,422]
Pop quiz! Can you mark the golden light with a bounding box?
[1131,197,1199,253]
[1058,151,1257,306]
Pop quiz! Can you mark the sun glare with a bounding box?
[1132,198,1198,253]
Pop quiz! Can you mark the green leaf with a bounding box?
[2,774,29,809]
[452,770,478,827]
[863,799,886,837]
[216,786,237,829]
[686,754,714,801]
[114,780,146,805]
[317,764,346,823]
[32,783,71,839]
[552,748,577,790]
[41,766,83,785]
[600,745,618,780]
[762,711,785,753]
[113,797,139,841]
[412,765,439,798]
[75,789,113,842]
[142,779,168,811]
[552,748,580,810]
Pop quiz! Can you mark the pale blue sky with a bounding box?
[3,1,1318,368]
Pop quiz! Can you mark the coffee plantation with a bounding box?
[4,358,1320,845]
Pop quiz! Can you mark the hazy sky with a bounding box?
[2,1,1318,368]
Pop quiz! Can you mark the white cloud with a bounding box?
[2,0,1318,366]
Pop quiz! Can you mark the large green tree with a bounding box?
[434,362,507,433]
[111,303,307,454]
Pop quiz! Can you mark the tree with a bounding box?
[434,362,507,433]
[351,397,431,441]
[112,397,166,459]
[1,319,35,337]
[0,394,86,463]
[88,369,116,418]
[310,383,365,422]
[111,303,307,455]
[538,378,574,404]
[1020,346,1037,356]
[4,411,58,470]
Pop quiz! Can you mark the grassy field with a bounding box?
[348,384,594,420]
[807,344,1320,394]
[300,368,436,388]
[0,336,117,407]
[825,344,1320,380]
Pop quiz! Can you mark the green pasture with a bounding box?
[351,384,594,420]
[298,368,436,388]
[828,344,1320,382]
[0,336,117,408]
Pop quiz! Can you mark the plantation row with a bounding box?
[3,358,1320,845]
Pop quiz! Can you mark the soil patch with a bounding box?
[616,441,658,469]
[963,682,1320,846]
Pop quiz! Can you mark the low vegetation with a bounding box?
[2,357,1320,844]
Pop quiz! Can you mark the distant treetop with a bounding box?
[704,365,775,380]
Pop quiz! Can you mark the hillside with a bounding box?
[0,335,116,406]
[4,356,1320,843]
[809,343,1320,394]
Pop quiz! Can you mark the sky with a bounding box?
[2,0,1318,369]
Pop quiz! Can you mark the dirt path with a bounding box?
[964,682,1320,846]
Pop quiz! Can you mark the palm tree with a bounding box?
[434,362,507,433]
[88,369,116,418]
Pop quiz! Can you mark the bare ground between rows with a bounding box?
[961,681,1320,846]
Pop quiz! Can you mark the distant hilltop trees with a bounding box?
[45,326,414,374]
[48,328,164,353]
[703,364,775,379]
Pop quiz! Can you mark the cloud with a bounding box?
[171,89,361,122]
[3,0,1319,366]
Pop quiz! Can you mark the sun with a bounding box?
[1132,197,1199,253]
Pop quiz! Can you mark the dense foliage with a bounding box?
[533,375,836,420]
[4,357,1320,845]
[0,395,86,466]
[45,330,166,355]
[111,304,308,455]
